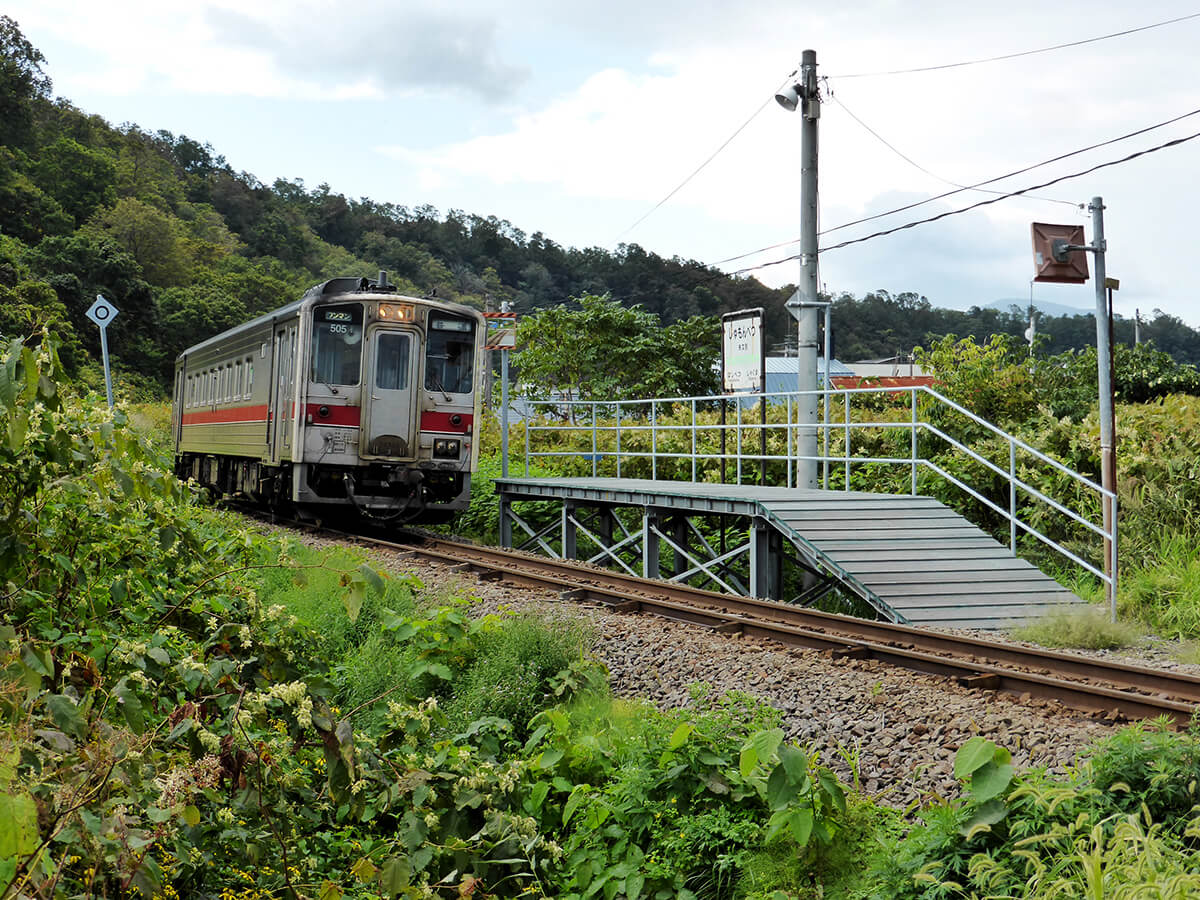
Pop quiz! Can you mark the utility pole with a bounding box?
[1089,199,1117,619]
[777,49,821,488]
[1134,308,1142,344]
[1033,202,1118,618]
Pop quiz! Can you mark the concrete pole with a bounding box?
[796,48,820,489]
[1089,197,1117,618]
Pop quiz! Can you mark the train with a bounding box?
[171,272,486,524]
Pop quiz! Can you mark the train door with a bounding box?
[270,324,298,462]
[362,325,418,458]
[172,368,184,449]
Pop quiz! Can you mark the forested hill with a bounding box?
[3,16,1200,396]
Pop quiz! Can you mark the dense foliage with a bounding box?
[2,334,868,898]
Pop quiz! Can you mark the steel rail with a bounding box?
[236,507,1196,726]
[332,528,1200,724]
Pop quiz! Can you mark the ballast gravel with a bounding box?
[262,525,1178,810]
[375,553,1128,810]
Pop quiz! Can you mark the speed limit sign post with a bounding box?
[86,294,119,408]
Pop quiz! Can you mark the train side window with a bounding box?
[235,361,243,400]
[246,359,254,398]
[426,315,476,394]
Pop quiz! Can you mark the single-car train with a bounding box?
[171,273,485,523]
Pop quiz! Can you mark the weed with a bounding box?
[1011,605,1143,649]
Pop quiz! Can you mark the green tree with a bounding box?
[31,136,118,225]
[83,197,189,285]
[514,294,719,404]
[0,15,51,148]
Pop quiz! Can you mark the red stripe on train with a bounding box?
[305,403,361,426]
[182,404,269,426]
[420,411,473,433]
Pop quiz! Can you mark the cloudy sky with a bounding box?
[10,0,1200,324]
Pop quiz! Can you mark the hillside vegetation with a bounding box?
[5,16,1200,402]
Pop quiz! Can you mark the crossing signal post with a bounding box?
[1032,198,1119,619]
[85,294,119,409]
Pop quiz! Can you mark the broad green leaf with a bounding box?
[563,785,589,826]
[739,745,759,778]
[0,794,39,856]
[971,762,1014,803]
[343,579,365,623]
[45,694,87,740]
[960,798,1009,837]
[818,770,847,814]
[350,857,378,881]
[358,563,385,594]
[147,647,170,666]
[113,678,146,734]
[779,745,808,783]
[21,644,52,677]
[529,781,551,812]
[667,722,693,750]
[318,881,343,900]
[380,857,411,896]
[789,808,815,847]
[954,736,998,779]
[625,871,645,900]
[766,764,793,810]
[182,805,201,826]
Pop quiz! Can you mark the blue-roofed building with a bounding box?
[763,356,854,395]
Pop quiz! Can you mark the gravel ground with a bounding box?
[264,524,1190,809]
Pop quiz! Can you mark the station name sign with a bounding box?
[721,308,764,393]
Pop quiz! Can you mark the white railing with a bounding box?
[507,386,1118,608]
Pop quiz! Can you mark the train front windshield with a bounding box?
[311,304,363,385]
[426,315,475,394]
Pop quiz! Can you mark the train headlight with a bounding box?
[433,438,461,459]
[378,303,414,321]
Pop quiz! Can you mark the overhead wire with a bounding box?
[827,90,1078,208]
[726,128,1200,276]
[828,11,1200,78]
[710,104,1200,267]
[612,71,795,243]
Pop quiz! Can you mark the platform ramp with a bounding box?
[495,478,1084,631]
[761,492,1082,629]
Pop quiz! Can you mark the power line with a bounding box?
[613,75,793,243]
[711,104,1200,267]
[727,128,1200,276]
[828,91,1078,208]
[829,11,1200,78]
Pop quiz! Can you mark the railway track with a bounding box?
[249,509,1200,727]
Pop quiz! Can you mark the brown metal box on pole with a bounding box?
[1031,223,1089,283]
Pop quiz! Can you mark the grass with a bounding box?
[1011,605,1144,650]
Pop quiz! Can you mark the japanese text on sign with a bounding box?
[721,309,764,393]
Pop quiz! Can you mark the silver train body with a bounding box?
[171,274,485,523]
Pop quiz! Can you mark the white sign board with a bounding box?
[86,294,119,328]
[721,309,764,393]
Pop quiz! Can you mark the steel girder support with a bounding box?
[502,502,561,558]
[648,520,750,596]
[750,518,782,601]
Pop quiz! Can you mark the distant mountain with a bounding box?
[984,298,1092,318]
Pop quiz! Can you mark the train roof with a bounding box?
[174,276,484,363]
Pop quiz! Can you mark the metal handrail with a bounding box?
[511,384,1116,596]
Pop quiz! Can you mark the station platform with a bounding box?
[495,477,1084,631]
